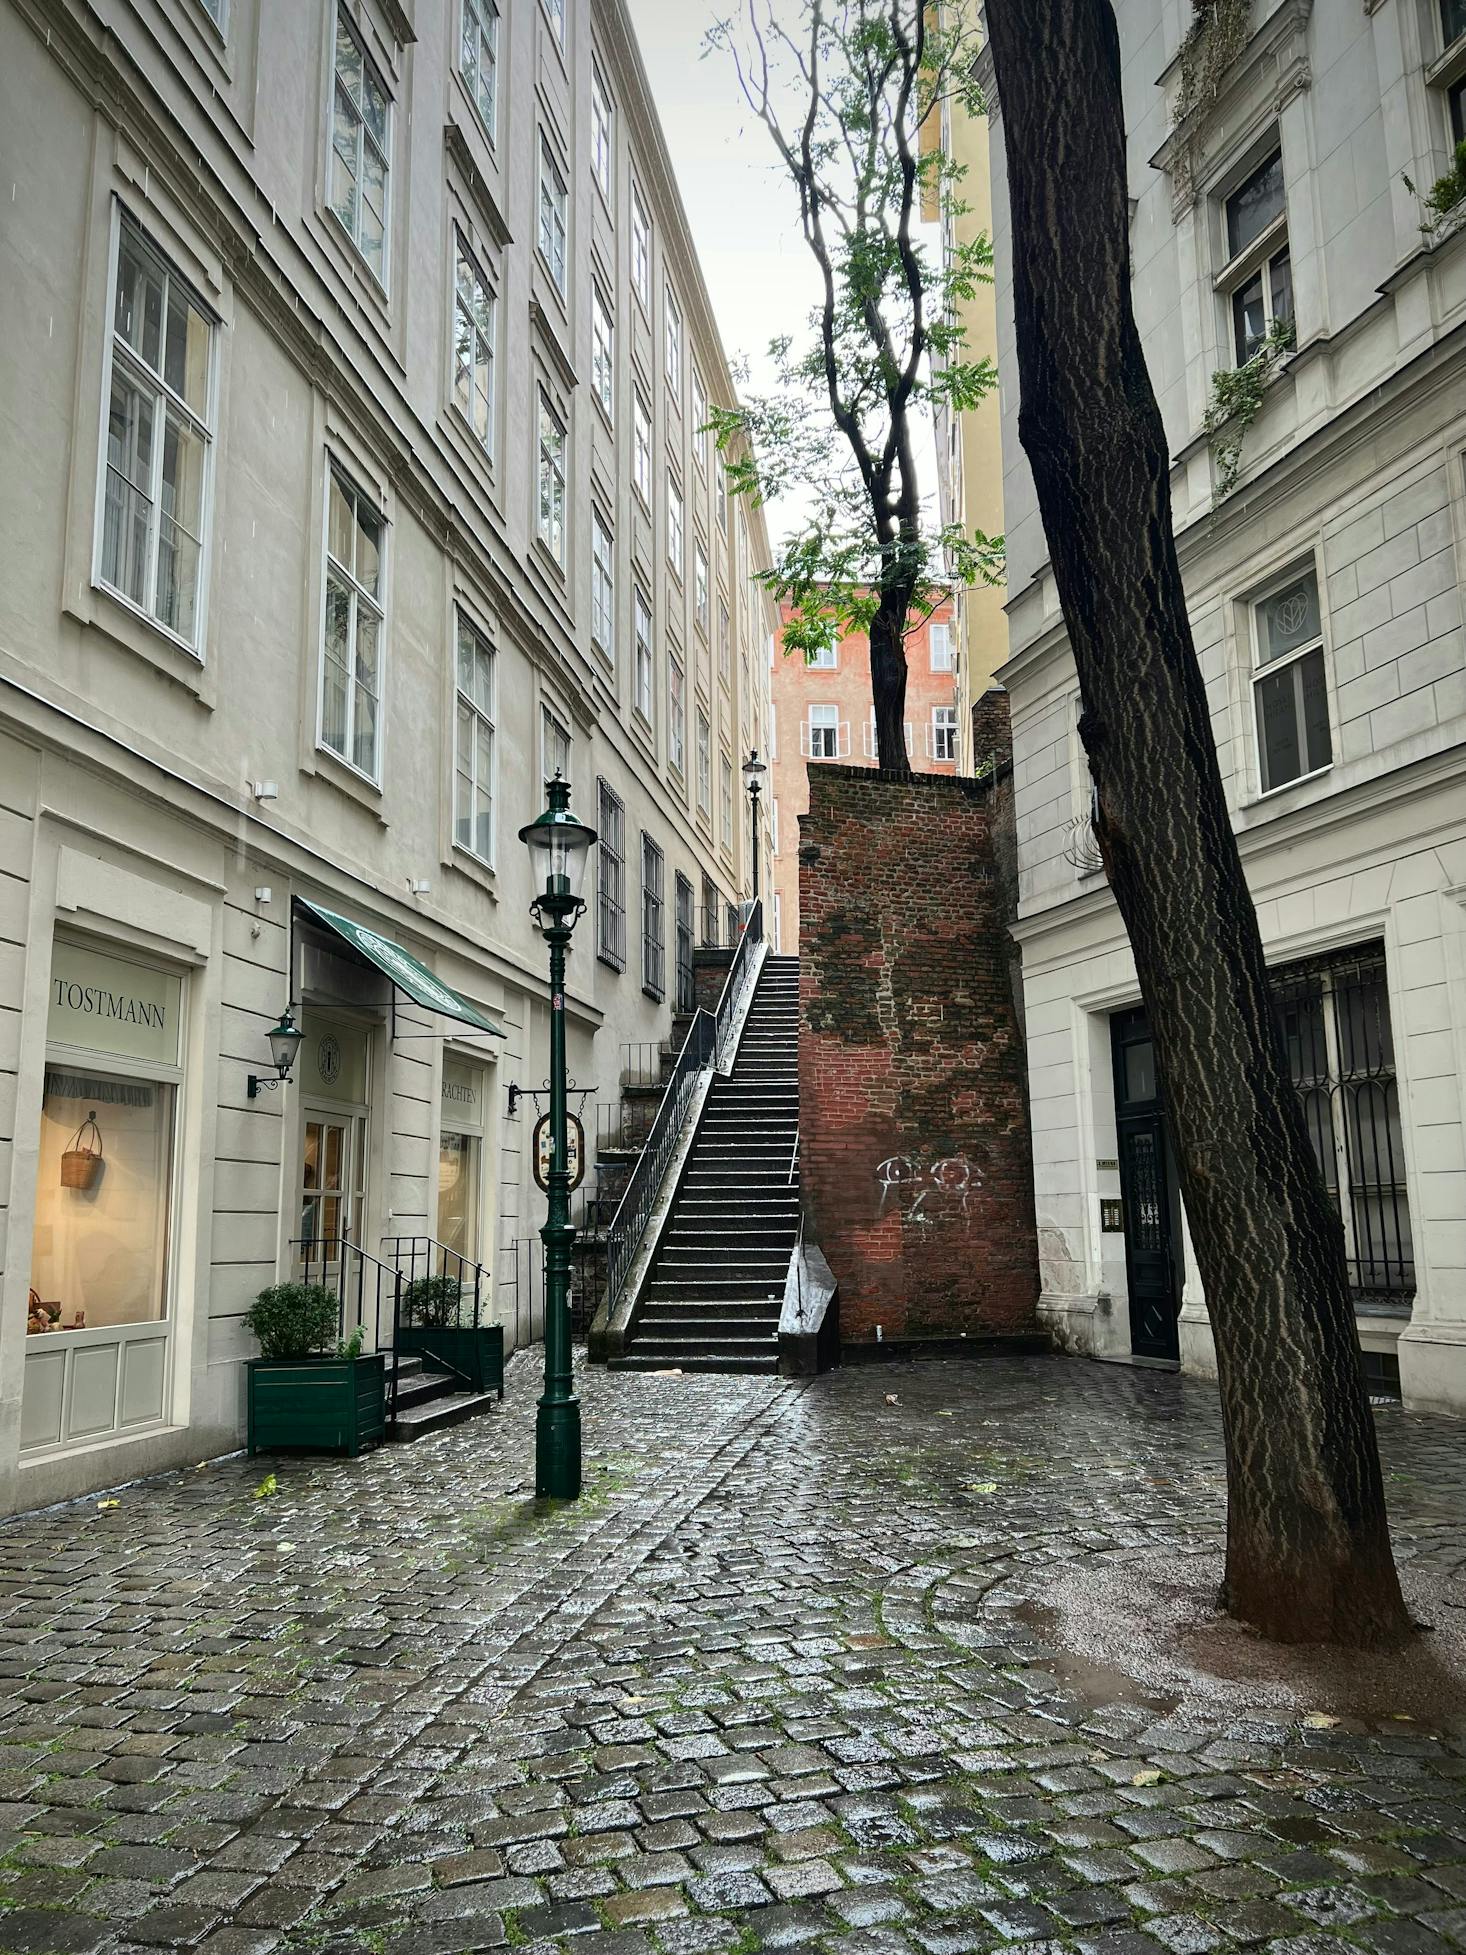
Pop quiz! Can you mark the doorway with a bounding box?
[1110,1008,1182,1362]
[299,1109,365,1269]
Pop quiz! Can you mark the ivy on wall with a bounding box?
[1202,315,1297,504]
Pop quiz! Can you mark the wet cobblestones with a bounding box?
[1,1355,1464,1955]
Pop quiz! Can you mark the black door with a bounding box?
[1111,1008,1181,1362]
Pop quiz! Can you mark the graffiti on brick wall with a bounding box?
[875,1154,981,1225]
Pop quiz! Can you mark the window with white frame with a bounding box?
[664,285,682,394]
[536,391,566,564]
[1251,565,1331,793]
[591,67,613,200]
[541,0,565,47]
[695,541,709,635]
[669,656,686,773]
[1220,148,1292,365]
[1441,0,1466,140]
[931,705,958,762]
[807,702,840,760]
[591,510,614,658]
[631,188,651,307]
[452,235,495,455]
[692,366,709,472]
[199,0,227,32]
[321,465,385,778]
[696,708,711,812]
[98,215,215,649]
[591,286,614,419]
[329,5,390,282]
[538,136,568,293]
[597,779,626,970]
[460,0,498,140]
[929,621,955,672]
[806,641,837,671]
[454,614,495,862]
[633,587,653,723]
[667,472,684,576]
[641,833,665,999]
[541,702,571,784]
[633,392,652,503]
[718,598,731,681]
[720,753,733,848]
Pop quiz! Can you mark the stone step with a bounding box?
[389,1389,499,1440]
[609,1353,779,1374]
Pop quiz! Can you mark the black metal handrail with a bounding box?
[713,896,763,1073]
[291,1229,404,1426]
[381,1235,487,1331]
[606,1008,716,1308]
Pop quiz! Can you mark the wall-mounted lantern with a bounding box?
[247,1010,305,1099]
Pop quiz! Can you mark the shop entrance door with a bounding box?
[1111,1008,1182,1362]
[299,1109,363,1270]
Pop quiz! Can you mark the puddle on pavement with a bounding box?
[1008,1598,1182,1714]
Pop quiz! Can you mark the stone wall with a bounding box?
[798,761,1040,1346]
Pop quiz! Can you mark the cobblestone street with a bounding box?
[2,1355,1464,1955]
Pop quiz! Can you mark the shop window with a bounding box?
[1220,149,1292,365]
[1270,944,1414,1305]
[329,4,391,283]
[98,213,216,650]
[439,1060,486,1265]
[1251,564,1331,792]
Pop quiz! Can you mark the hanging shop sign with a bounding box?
[532,1111,585,1194]
[47,941,182,1066]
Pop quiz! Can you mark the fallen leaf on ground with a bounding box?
[967,1482,998,1495]
[255,1474,279,1500]
[1302,1712,1339,1729]
[1131,1769,1162,1785]
[96,1498,120,1511]
[276,1541,297,1556]
[884,1394,899,1405]
[936,1410,954,1418]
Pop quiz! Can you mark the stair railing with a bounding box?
[713,896,763,1074]
[291,1228,404,1427]
[606,1008,716,1309]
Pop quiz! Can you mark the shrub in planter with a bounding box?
[398,1273,504,1398]
[402,1273,465,1328]
[244,1281,385,1456]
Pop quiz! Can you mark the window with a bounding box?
[929,622,955,672]
[1251,565,1331,792]
[718,599,731,682]
[631,189,651,307]
[664,285,682,394]
[641,834,665,999]
[98,215,215,650]
[806,642,837,671]
[692,367,709,472]
[541,703,571,784]
[591,286,614,420]
[1446,0,1466,46]
[1451,74,1466,145]
[597,780,626,970]
[634,587,653,722]
[591,512,614,658]
[538,136,568,293]
[716,460,728,535]
[695,542,709,636]
[1271,944,1413,1301]
[439,1062,485,1264]
[452,236,495,454]
[675,874,696,1013]
[696,708,711,813]
[199,0,227,32]
[701,875,719,946]
[536,391,567,564]
[669,656,685,773]
[321,466,385,778]
[633,392,652,503]
[454,614,495,862]
[769,798,779,855]
[1222,150,1292,365]
[807,703,840,760]
[329,5,390,282]
[720,753,733,849]
[591,68,613,200]
[931,704,958,762]
[769,704,777,759]
[667,473,684,576]
[460,0,498,140]
[541,0,565,46]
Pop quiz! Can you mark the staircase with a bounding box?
[390,1353,500,1441]
[615,954,800,1373]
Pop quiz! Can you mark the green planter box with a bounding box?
[246,1353,387,1456]
[397,1324,504,1397]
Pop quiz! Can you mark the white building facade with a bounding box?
[987,0,1466,1411]
[0,0,775,1514]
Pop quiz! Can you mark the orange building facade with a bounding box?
[768,601,959,950]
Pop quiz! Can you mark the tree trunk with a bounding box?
[871,592,913,774]
[986,0,1411,1648]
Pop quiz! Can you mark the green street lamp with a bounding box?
[741,749,767,903]
[518,772,597,1501]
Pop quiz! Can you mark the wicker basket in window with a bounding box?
[60,1111,103,1190]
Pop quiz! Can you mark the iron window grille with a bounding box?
[596,779,626,970]
[641,834,665,999]
[1270,942,1414,1306]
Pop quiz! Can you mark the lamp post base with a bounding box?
[535,1394,582,1501]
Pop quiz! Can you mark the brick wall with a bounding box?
[799,762,1040,1344]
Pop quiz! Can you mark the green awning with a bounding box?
[300,900,505,1038]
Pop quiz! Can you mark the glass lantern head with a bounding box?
[517,774,597,921]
